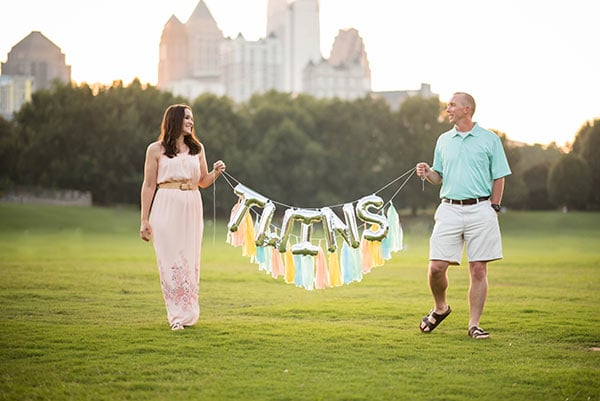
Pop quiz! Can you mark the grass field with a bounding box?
[0,204,598,401]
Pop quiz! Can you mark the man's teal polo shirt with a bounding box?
[432,123,512,200]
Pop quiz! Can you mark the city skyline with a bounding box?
[1,0,599,147]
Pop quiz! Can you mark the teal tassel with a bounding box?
[294,255,303,287]
[341,242,353,284]
[264,247,273,274]
[256,246,268,272]
[341,242,362,283]
[387,203,403,252]
[301,255,315,290]
[381,230,392,260]
[350,246,362,282]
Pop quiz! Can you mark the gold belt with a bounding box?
[158,181,196,190]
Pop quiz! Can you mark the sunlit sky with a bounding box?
[1,0,598,147]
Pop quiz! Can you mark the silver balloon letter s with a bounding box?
[356,195,389,241]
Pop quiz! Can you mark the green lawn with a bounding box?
[0,204,598,401]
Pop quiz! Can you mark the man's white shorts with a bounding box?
[429,200,503,265]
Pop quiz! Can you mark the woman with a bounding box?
[140,104,226,331]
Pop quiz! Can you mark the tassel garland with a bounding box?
[227,202,403,290]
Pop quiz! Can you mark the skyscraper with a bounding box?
[157,16,188,85]
[221,33,283,103]
[328,28,371,85]
[1,31,71,91]
[302,27,372,100]
[0,31,70,118]
[185,1,224,81]
[158,0,373,102]
[157,0,225,100]
[267,0,321,93]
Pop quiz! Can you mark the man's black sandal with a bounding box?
[420,305,451,333]
[468,326,490,339]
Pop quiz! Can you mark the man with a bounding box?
[416,92,511,339]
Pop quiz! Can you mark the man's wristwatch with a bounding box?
[491,203,501,213]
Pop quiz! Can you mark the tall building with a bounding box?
[158,0,381,103]
[0,31,70,118]
[266,0,291,91]
[157,16,188,84]
[267,0,321,93]
[221,33,283,103]
[303,28,371,100]
[328,28,371,85]
[157,1,225,100]
[185,1,224,82]
[1,31,71,91]
[303,59,369,100]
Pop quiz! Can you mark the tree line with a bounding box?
[0,80,598,214]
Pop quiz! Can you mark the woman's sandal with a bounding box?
[420,305,451,333]
[171,322,184,331]
[468,326,489,339]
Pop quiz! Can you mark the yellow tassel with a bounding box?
[284,247,295,284]
[328,251,342,287]
[369,240,384,268]
[242,213,256,258]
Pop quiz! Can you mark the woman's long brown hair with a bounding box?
[158,104,202,158]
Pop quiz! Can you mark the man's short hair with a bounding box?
[453,92,476,116]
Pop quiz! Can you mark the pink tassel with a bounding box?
[271,248,285,278]
[227,202,244,246]
[227,203,245,247]
[360,237,372,273]
[315,245,331,289]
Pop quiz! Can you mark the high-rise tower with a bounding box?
[1,31,70,90]
[158,16,188,87]
[302,28,371,100]
[267,0,321,93]
[157,0,225,99]
[185,1,224,81]
[157,0,383,103]
[1,31,70,118]
[329,28,371,85]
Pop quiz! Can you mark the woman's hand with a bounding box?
[213,160,226,175]
[140,220,152,242]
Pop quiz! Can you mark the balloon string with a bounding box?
[222,167,418,244]
[374,167,416,194]
[221,171,238,189]
[383,168,417,208]
[222,166,417,211]
[212,178,217,244]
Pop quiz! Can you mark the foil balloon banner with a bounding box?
[226,182,404,291]
[227,184,403,290]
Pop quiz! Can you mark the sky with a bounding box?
[1,0,598,147]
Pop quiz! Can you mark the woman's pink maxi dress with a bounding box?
[150,151,203,327]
